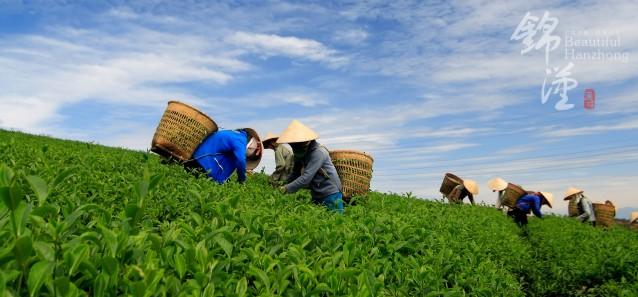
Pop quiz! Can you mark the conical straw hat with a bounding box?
[563,187,584,200]
[262,132,279,146]
[463,179,479,195]
[630,211,638,224]
[276,120,318,144]
[487,177,508,191]
[242,128,262,170]
[540,191,554,208]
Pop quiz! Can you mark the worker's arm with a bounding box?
[495,192,503,208]
[284,151,324,193]
[274,146,286,171]
[531,196,543,218]
[285,160,302,184]
[231,140,247,183]
[270,146,286,182]
[577,198,593,222]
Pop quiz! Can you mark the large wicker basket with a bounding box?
[502,183,527,208]
[567,195,579,217]
[439,173,462,196]
[151,101,218,162]
[593,201,615,227]
[329,150,374,199]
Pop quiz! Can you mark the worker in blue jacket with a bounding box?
[508,191,554,227]
[186,128,262,184]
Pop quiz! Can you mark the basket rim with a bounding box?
[329,149,374,162]
[167,100,216,126]
[507,183,526,192]
[593,203,615,208]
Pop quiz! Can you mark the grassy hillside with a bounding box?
[1,130,637,296]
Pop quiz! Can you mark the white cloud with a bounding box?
[0,22,250,131]
[227,31,347,66]
[2,0,637,213]
[542,117,638,137]
[332,29,369,45]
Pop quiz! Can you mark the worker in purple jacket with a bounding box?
[185,128,262,184]
[508,191,554,227]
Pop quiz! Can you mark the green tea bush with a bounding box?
[0,130,636,296]
[524,216,638,296]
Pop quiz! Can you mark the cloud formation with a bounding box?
[1,1,637,214]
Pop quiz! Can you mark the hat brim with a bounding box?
[540,192,553,208]
[242,128,263,170]
[487,178,508,191]
[563,190,584,200]
[276,120,319,143]
[463,180,479,195]
[262,137,279,147]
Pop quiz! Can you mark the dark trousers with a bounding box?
[183,160,207,177]
[508,208,528,227]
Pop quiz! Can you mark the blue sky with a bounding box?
[1,0,637,216]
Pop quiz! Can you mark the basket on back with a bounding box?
[439,173,462,196]
[501,183,527,208]
[593,200,615,227]
[329,150,374,200]
[151,101,218,162]
[567,195,580,217]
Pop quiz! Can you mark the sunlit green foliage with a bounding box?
[0,130,636,296]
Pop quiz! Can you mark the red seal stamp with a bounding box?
[584,88,595,110]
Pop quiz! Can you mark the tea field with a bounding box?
[1,129,637,296]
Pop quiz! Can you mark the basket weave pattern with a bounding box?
[329,150,373,198]
[439,173,462,196]
[593,201,615,227]
[151,101,218,162]
[567,195,579,217]
[502,183,526,208]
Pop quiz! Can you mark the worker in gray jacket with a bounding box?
[262,132,294,185]
[564,187,596,226]
[489,177,509,214]
[277,120,343,214]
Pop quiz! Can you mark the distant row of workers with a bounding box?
[443,177,597,227]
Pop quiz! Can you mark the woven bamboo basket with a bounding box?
[439,173,462,196]
[593,201,615,227]
[502,183,527,208]
[329,150,374,199]
[151,101,218,162]
[567,195,579,217]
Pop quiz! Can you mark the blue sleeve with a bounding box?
[532,196,543,218]
[231,137,247,183]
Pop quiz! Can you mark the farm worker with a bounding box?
[262,132,294,185]
[277,120,344,214]
[508,192,553,227]
[447,179,478,205]
[187,128,262,184]
[488,177,509,213]
[564,187,596,226]
[631,212,638,224]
